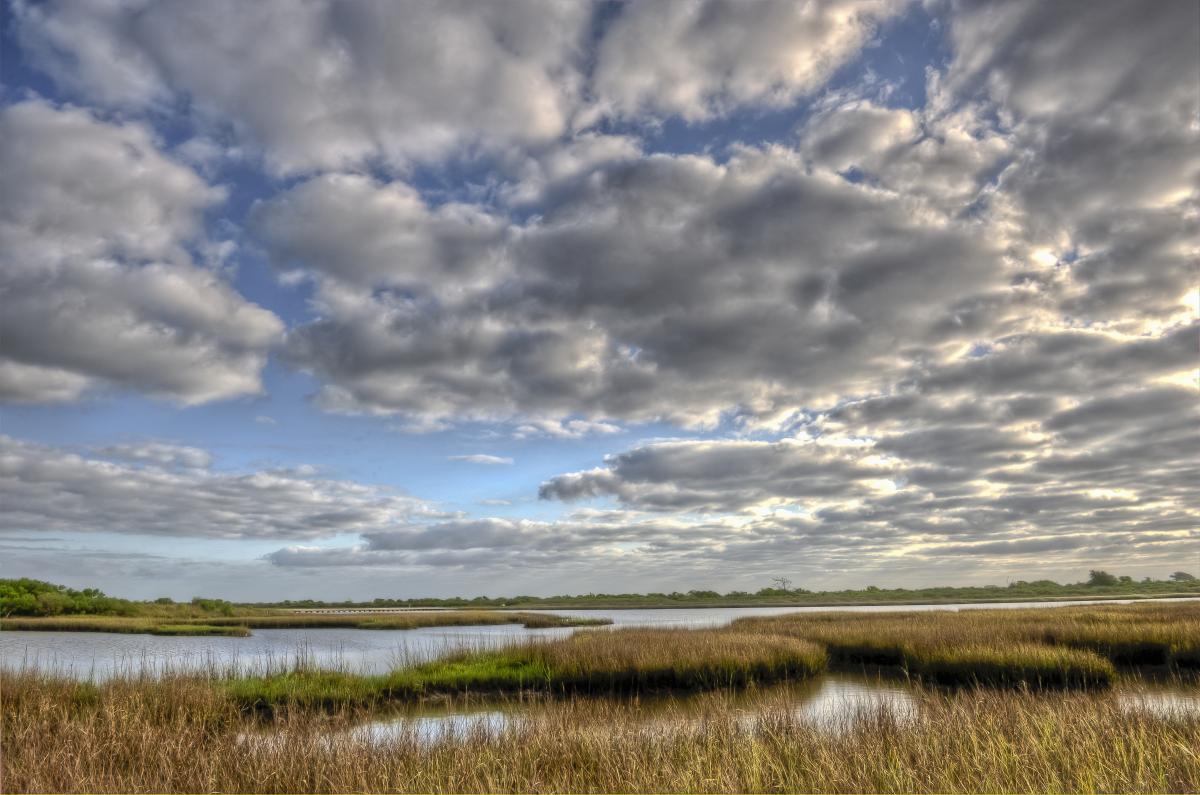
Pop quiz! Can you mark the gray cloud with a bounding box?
[250,174,507,288]
[96,442,213,470]
[0,100,283,405]
[14,1,901,174]
[6,1,1197,586]
[13,0,590,175]
[942,0,1197,121]
[265,147,1006,429]
[539,438,896,511]
[0,436,434,540]
[587,0,899,122]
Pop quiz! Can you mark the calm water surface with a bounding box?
[291,674,1199,746]
[4,599,1197,680]
[0,625,575,679]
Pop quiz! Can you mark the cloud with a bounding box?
[265,146,1006,429]
[798,98,1011,209]
[13,0,590,175]
[939,0,1199,332]
[513,419,623,439]
[942,0,1197,121]
[0,436,436,540]
[250,173,507,288]
[0,100,283,405]
[13,1,902,174]
[97,442,213,470]
[5,1,1198,587]
[449,454,514,466]
[531,365,1198,560]
[539,437,896,511]
[265,499,1197,578]
[588,0,900,122]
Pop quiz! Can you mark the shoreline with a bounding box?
[484,595,1200,612]
[4,593,1198,633]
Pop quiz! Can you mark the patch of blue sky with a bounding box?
[0,0,951,535]
[2,355,693,518]
[596,2,949,163]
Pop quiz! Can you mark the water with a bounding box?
[276,674,1197,747]
[233,674,923,749]
[4,599,1196,680]
[1118,687,1200,719]
[530,597,1200,627]
[0,624,576,680]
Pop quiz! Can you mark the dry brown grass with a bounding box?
[4,668,1198,793]
[732,601,1200,676]
[224,628,829,710]
[5,603,1199,792]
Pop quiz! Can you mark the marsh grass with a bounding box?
[4,667,1199,793]
[5,604,1200,792]
[1041,623,1200,668]
[0,616,252,636]
[733,601,1200,685]
[0,610,608,635]
[226,629,828,711]
[199,611,609,630]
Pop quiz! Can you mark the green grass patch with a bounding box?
[905,644,1115,688]
[225,629,827,711]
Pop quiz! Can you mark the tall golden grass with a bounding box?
[4,602,1199,792]
[732,601,1200,678]
[4,667,1198,793]
[226,629,829,711]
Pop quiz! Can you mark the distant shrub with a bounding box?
[190,597,236,616]
[1087,570,1120,587]
[0,579,138,617]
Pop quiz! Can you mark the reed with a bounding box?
[4,667,1197,793]
[732,601,1200,679]
[226,629,828,711]
[903,643,1114,688]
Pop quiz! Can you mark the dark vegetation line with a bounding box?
[3,570,1198,619]
[252,569,1200,609]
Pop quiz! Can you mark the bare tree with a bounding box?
[771,576,793,592]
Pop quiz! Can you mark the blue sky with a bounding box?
[0,0,1196,600]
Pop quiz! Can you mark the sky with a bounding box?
[0,0,1197,601]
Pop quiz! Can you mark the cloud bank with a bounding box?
[2,0,1196,591]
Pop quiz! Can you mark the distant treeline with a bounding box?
[248,570,1200,610]
[4,571,1197,616]
[0,578,237,618]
